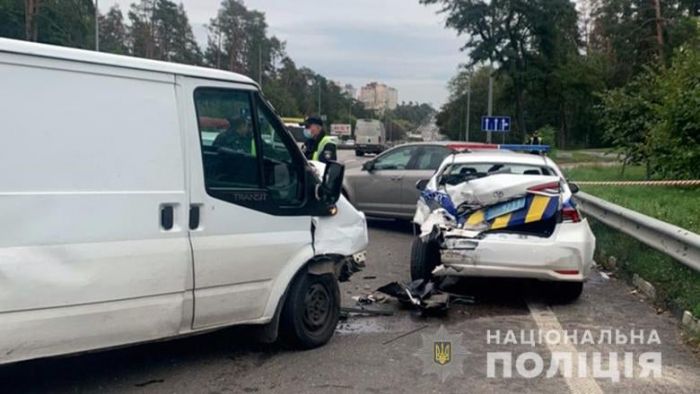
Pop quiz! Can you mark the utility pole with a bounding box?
[465,77,471,142]
[654,0,664,61]
[317,78,322,115]
[258,44,263,88]
[94,0,99,51]
[487,68,494,144]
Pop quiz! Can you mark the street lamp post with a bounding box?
[94,0,99,51]
[317,79,322,115]
[487,69,494,144]
[465,77,471,142]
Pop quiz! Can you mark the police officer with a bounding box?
[302,115,337,163]
[528,130,543,155]
[528,130,542,146]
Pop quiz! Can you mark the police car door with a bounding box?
[180,77,313,329]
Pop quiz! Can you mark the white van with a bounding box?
[0,39,368,365]
[354,119,386,156]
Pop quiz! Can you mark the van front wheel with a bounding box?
[280,272,340,349]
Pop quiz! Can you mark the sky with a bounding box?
[100,0,467,107]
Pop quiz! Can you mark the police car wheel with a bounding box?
[280,272,340,349]
[355,150,364,157]
[410,238,440,282]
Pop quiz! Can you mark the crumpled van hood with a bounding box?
[309,162,368,256]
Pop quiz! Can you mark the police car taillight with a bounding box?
[561,206,581,223]
[527,181,560,194]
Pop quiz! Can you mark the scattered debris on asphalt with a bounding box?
[352,292,388,305]
[340,306,394,318]
[376,280,451,313]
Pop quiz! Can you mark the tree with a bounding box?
[420,0,581,143]
[0,0,25,40]
[128,0,201,64]
[205,0,248,72]
[599,45,700,179]
[99,5,128,55]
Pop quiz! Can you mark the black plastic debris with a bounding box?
[339,257,366,282]
[376,279,450,313]
[340,306,394,318]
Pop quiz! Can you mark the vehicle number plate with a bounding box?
[485,197,527,221]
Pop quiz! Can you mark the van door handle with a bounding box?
[160,205,174,230]
[391,176,403,181]
[189,205,200,230]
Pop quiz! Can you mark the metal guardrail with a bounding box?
[575,191,700,271]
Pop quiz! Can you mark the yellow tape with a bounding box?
[525,195,550,223]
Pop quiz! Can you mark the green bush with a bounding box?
[599,47,700,179]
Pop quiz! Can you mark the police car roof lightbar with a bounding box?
[445,143,551,153]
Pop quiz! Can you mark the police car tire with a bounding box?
[410,238,440,282]
[280,272,340,349]
[355,150,364,156]
[547,281,583,304]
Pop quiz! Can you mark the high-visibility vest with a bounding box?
[312,135,335,161]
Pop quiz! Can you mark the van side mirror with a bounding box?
[318,161,345,205]
[416,179,430,191]
[568,182,580,194]
[362,161,374,172]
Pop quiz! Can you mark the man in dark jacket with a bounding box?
[301,115,337,163]
[213,117,254,154]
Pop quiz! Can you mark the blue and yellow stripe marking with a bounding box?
[465,195,559,230]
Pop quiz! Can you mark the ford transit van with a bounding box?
[0,39,368,365]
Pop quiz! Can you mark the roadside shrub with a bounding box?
[599,47,700,179]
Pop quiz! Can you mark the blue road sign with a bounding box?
[481,116,511,132]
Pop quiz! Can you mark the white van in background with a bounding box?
[0,38,368,365]
[354,119,387,156]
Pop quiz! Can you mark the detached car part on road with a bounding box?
[411,152,595,303]
[0,39,368,365]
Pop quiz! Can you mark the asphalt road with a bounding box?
[2,150,699,393]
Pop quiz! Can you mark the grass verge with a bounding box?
[591,218,700,318]
[552,149,620,164]
[564,165,700,232]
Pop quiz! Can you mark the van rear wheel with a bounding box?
[280,272,340,349]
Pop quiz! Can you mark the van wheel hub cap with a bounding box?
[303,284,330,329]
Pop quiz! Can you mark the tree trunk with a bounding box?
[514,85,527,142]
[24,0,40,41]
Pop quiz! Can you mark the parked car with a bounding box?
[0,38,368,365]
[411,151,595,302]
[342,142,485,220]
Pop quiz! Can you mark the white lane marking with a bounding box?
[527,301,603,394]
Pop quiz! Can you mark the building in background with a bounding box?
[359,82,398,112]
[332,81,357,99]
[341,83,356,99]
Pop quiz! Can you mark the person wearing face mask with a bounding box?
[301,115,337,163]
